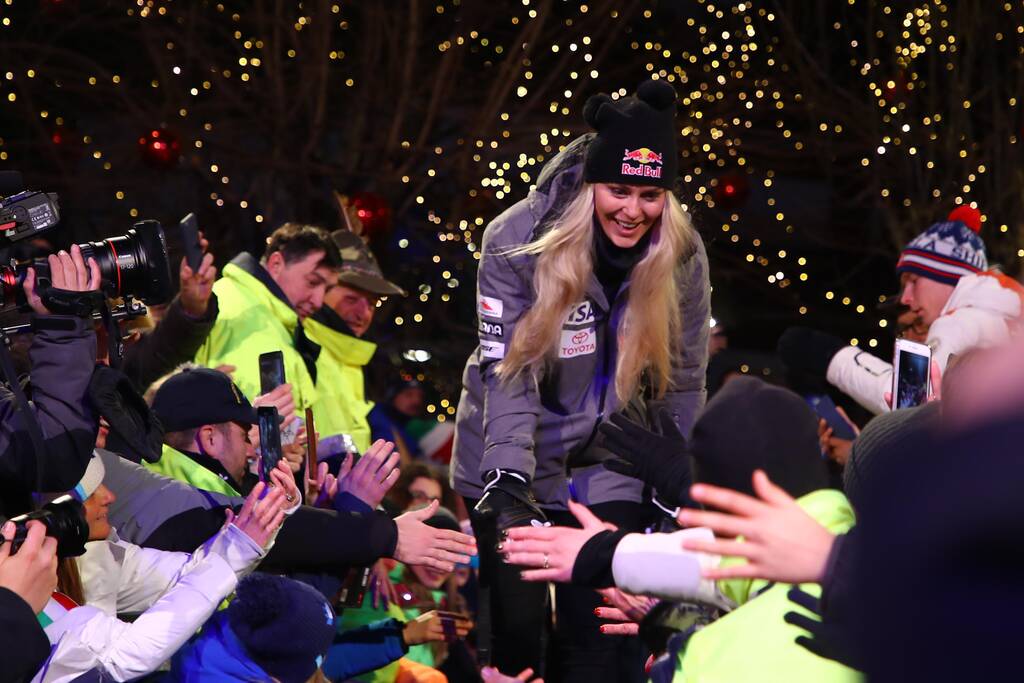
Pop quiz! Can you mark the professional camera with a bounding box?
[0,220,174,312]
[0,188,60,244]
[2,494,90,558]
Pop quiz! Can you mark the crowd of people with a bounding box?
[2,76,1023,683]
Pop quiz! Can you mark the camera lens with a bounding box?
[1,219,174,310]
[76,220,174,305]
[7,495,90,558]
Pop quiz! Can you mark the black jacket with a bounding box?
[121,293,219,393]
[0,315,99,518]
[0,587,51,683]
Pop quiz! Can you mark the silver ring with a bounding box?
[543,553,550,569]
[285,494,295,503]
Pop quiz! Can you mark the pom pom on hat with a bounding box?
[583,79,678,190]
[947,205,982,233]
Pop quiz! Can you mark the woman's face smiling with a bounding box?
[593,183,666,248]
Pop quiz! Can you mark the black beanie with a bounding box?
[227,573,336,683]
[690,376,829,499]
[583,79,678,190]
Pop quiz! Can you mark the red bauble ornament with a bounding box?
[138,128,181,169]
[882,72,909,103]
[49,124,82,159]
[349,191,392,237]
[713,172,750,210]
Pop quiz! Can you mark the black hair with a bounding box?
[262,222,342,270]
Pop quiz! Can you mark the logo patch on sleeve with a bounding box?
[480,340,506,359]
[479,320,504,338]
[478,295,504,319]
[559,328,596,358]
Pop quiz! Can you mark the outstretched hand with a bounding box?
[225,481,288,548]
[502,500,615,583]
[338,439,400,509]
[393,499,477,572]
[599,408,692,508]
[675,470,835,584]
[480,667,543,683]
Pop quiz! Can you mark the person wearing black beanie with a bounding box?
[453,78,710,681]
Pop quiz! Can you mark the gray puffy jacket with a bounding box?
[452,135,710,508]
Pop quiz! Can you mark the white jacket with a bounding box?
[827,272,1023,414]
[33,523,264,683]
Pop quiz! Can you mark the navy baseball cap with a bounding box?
[151,367,258,432]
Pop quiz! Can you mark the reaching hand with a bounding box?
[502,500,614,583]
[402,609,473,645]
[179,233,216,317]
[338,439,400,509]
[268,459,300,507]
[784,587,862,669]
[393,500,477,572]
[480,667,544,683]
[24,244,102,316]
[225,481,288,548]
[817,407,859,467]
[599,408,692,508]
[308,461,339,508]
[0,520,59,613]
[594,588,658,636]
[281,420,305,473]
[675,470,836,584]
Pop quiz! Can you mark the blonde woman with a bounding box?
[452,80,710,682]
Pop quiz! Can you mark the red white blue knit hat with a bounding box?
[896,206,987,286]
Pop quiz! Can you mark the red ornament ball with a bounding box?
[350,191,392,237]
[138,128,181,169]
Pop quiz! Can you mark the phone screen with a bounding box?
[896,349,930,409]
[178,213,203,272]
[258,351,286,395]
[258,406,283,482]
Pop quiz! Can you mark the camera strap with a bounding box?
[0,332,49,493]
[97,301,123,369]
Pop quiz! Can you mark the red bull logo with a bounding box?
[621,147,663,179]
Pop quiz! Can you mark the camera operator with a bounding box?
[0,244,101,518]
[0,520,59,683]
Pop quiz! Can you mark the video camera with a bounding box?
[0,171,174,316]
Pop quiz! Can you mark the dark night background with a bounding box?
[1,0,1022,416]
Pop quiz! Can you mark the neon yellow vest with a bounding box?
[676,489,861,683]
[194,262,319,412]
[145,444,241,497]
[304,316,376,453]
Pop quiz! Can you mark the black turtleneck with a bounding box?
[592,218,653,306]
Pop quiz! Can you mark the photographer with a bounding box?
[0,244,101,518]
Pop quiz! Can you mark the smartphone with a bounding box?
[806,394,857,441]
[891,339,932,410]
[258,351,286,395]
[178,213,203,272]
[258,406,284,482]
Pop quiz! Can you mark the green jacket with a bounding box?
[676,489,860,683]
[304,311,377,454]
[145,444,241,497]
[194,256,319,413]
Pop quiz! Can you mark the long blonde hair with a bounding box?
[496,184,695,402]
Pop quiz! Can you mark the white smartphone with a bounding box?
[891,338,932,410]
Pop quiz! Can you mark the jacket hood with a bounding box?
[941,271,1024,319]
[170,612,270,682]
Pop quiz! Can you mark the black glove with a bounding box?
[473,469,547,533]
[598,407,692,509]
[784,587,862,670]
[777,327,847,378]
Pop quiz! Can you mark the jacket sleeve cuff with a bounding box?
[333,491,374,516]
[208,522,266,575]
[611,528,729,607]
[572,529,629,588]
